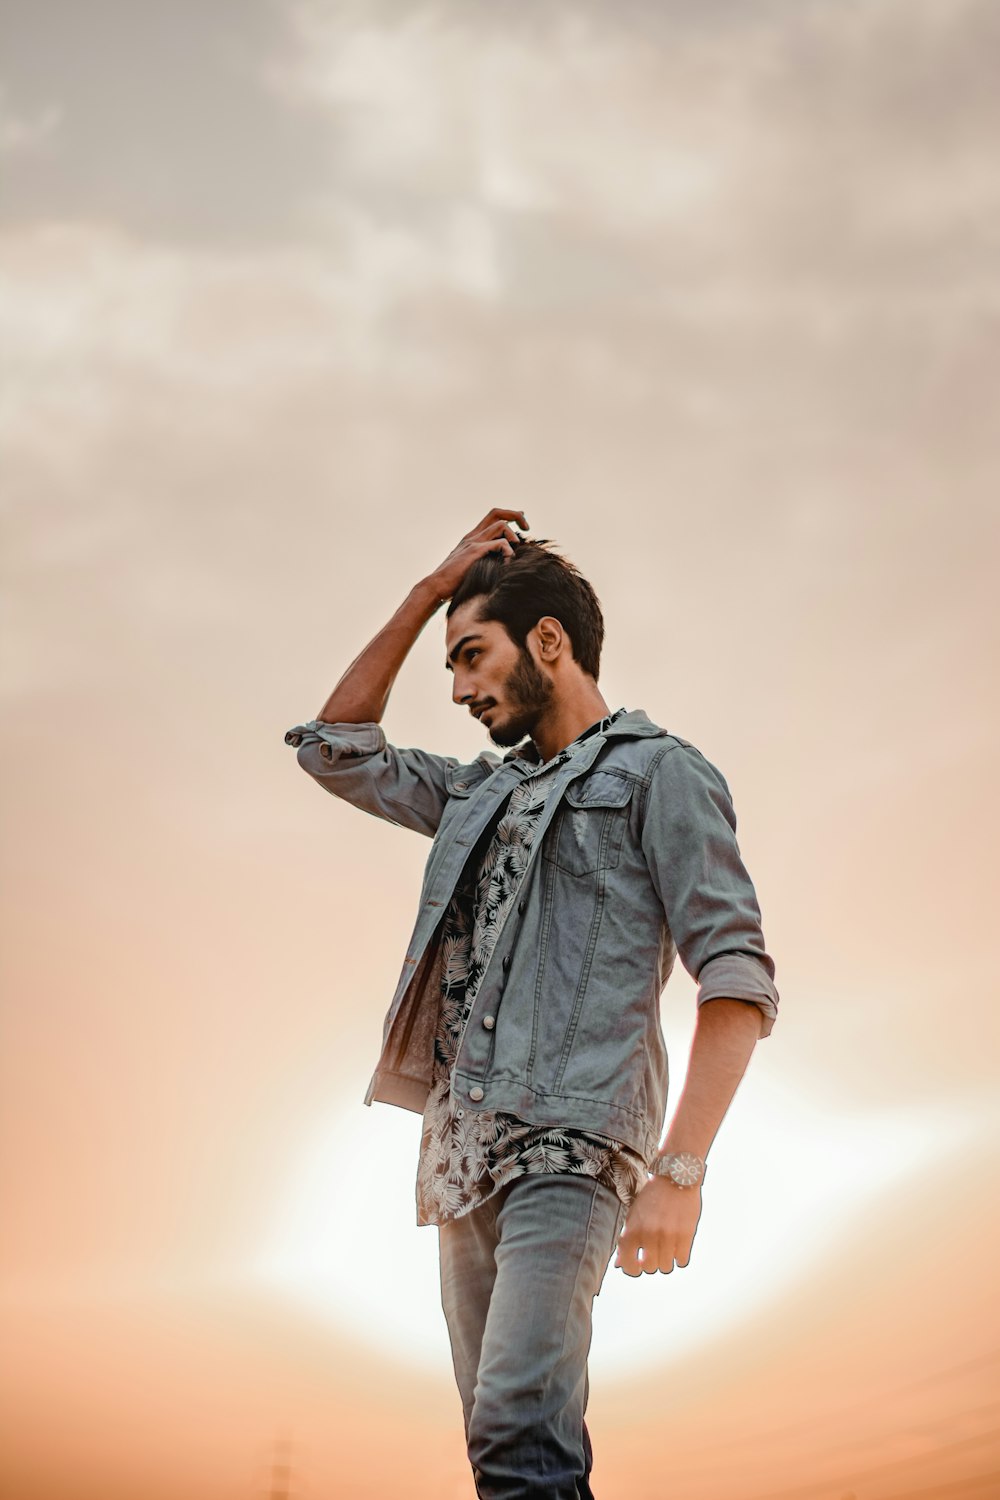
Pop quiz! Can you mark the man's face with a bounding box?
[445,599,555,748]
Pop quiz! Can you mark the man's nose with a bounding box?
[452,673,474,708]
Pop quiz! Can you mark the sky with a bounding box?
[2,1,999,1496]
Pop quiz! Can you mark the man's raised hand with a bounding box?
[424,509,528,605]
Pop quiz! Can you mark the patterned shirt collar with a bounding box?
[534,705,629,772]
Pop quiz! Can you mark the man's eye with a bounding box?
[466,649,481,663]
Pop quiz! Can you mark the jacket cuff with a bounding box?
[695,953,779,1039]
[284,719,386,763]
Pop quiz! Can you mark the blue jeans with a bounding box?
[438,1174,626,1500]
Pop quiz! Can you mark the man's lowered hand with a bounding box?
[615,1177,703,1277]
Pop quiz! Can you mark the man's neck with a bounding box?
[530,693,613,764]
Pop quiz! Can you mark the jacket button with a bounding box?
[482,1015,495,1030]
[454,780,467,791]
[502,954,511,972]
[517,900,526,915]
[469,1086,485,1102]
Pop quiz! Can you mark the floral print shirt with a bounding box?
[416,709,650,1227]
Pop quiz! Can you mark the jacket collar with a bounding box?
[501,707,667,766]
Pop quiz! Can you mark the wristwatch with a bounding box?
[650,1151,706,1188]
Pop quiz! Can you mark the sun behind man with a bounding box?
[284,509,780,1500]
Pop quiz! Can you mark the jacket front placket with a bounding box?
[363,758,527,1106]
[368,731,619,1106]
[448,734,619,1089]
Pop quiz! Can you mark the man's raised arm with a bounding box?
[314,509,527,725]
[284,510,527,837]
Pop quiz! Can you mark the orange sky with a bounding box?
[2,3,999,1497]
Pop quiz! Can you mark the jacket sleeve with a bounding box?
[639,742,780,1037]
[283,719,498,838]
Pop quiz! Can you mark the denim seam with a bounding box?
[457,1074,652,1127]
[526,858,557,1078]
[532,1177,603,1490]
[553,866,607,1091]
[636,741,676,823]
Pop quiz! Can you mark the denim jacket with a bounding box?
[284,709,779,1165]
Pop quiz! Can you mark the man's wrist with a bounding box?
[650,1151,707,1188]
[411,577,447,615]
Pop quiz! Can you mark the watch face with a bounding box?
[668,1152,703,1186]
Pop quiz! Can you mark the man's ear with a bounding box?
[535,616,565,661]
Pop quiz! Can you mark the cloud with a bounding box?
[0,214,488,466]
[270,1,748,225]
[270,0,1000,316]
[0,1,324,241]
[2,0,997,497]
[0,84,61,155]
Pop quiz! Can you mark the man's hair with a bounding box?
[447,539,605,680]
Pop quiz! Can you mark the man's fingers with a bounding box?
[675,1233,694,1270]
[615,1229,644,1278]
[616,1225,669,1277]
[465,523,523,560]
[468,509,528,541]
[643,1238,667,1275]
[616,1233,687,1277]
[468,534,515,562]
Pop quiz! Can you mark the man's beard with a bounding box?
[486,649,556,748]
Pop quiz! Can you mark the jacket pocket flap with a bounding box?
[445,760,490,798]
[564,771,634,809]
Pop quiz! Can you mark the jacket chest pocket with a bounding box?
[543,771,634,878]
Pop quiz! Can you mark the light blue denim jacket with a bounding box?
[284,709,779,1165]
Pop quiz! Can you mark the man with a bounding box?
[284,509,779,1500]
